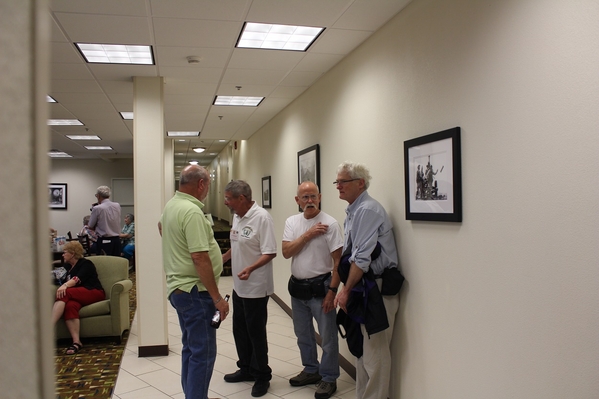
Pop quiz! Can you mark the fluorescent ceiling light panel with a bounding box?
[167,131,200,137]
[237,22,324,51]
[47,95,57,103]
[76,43,154,64]
[48,151,72,158]
[66,135,101,140]
[84,146,113,150]
[214,96,264,106]
[120,112,134,120]
[48,119,84,126]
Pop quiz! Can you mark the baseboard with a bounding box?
[270,293,356,380]
[138,344,169,357]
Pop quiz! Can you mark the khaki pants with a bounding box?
[356,279,400,399]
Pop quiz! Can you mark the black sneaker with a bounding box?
[251,380,270,397]
[224,369,255,383]
[289,371,322,386]
[315,380,337,399]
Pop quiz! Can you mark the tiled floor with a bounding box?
[113,276,356,399]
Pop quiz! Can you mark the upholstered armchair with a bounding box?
[55,256,133,343]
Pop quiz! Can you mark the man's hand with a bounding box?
[322,290,336,313]
[305,222,328,241]
[334,287,349,313]
[237,267,252,280]
[215,296,230,321]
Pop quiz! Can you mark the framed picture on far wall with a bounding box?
[49,183,68,209]
[297,144,320,187]
[262,176,272,208]
[404,127,462,222]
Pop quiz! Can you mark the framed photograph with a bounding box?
[297,144,320,187]
[404,127,462,222]
[261,176,272,208]
[49,183,68,210]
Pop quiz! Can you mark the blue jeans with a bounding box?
[291,288,340,382]
[232,290,272,382]
[169,286,217,399]
[122,243,135,259]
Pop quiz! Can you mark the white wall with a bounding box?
[49,159,133,236]
[229,0,599,397]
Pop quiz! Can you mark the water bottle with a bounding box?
[211,294,230,329]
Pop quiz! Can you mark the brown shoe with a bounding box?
[289,371,322,386]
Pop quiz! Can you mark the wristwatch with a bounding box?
[328,286,338,293]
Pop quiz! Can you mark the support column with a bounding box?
[0,0,54,396]
[133,77,169,356]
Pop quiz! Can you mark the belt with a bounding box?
[172,288,186,295]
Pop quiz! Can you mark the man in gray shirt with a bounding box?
[89,185,122,256]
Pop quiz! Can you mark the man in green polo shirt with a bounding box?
[159,165,229,399]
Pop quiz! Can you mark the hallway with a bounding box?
[113,275,356,399]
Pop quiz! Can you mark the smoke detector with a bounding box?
[186,56,201,64]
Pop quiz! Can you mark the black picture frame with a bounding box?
[404,127,462,222]
[297,144,321,211]
[261,176,271,208]
[297,144,320,187]
[49,183,68,210]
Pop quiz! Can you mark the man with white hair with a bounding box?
[334,161,402,399]
[89,185,121,256]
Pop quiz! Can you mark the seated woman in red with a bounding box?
[52,241,105,355]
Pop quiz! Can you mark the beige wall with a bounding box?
[49,159,134,235]
[229,0,599,397]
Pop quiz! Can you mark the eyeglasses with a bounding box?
[299,194,318,202]
[333,178,360,186]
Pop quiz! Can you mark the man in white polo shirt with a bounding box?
[222,180,277,398]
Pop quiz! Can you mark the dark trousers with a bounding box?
[232,290,272,382]
[97,236,121,256]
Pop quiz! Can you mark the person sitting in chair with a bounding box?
[52,241,105,355]
[119,213,135,261]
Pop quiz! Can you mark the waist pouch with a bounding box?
[288,273,330,300]
[380,267,404,295]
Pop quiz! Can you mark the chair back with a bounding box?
[85,256,128,299]
[77,235,91,255]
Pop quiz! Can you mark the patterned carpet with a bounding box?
[55,271,136,399]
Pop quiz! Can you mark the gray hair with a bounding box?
[83,215,90,225]
[96,185,111,199]
[337,161,372,189]
[225,180,252,201]
[125,213,134,222]
[179,165,209,186]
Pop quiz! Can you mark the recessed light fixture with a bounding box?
[167,131,200,137]
[48,119,84,126]
[213,96,264,106]
[47,95,57,103]
[120,112,134,120]
[219,140,227,142]
[189,160,199,165]
[193,147,206,153]
[66,135,101,140]
[84,146,113,150]
[237,22,324,51]
[75,43,154,65]
[48,150,72,158]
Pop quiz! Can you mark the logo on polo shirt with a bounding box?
[241,226,253,239]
